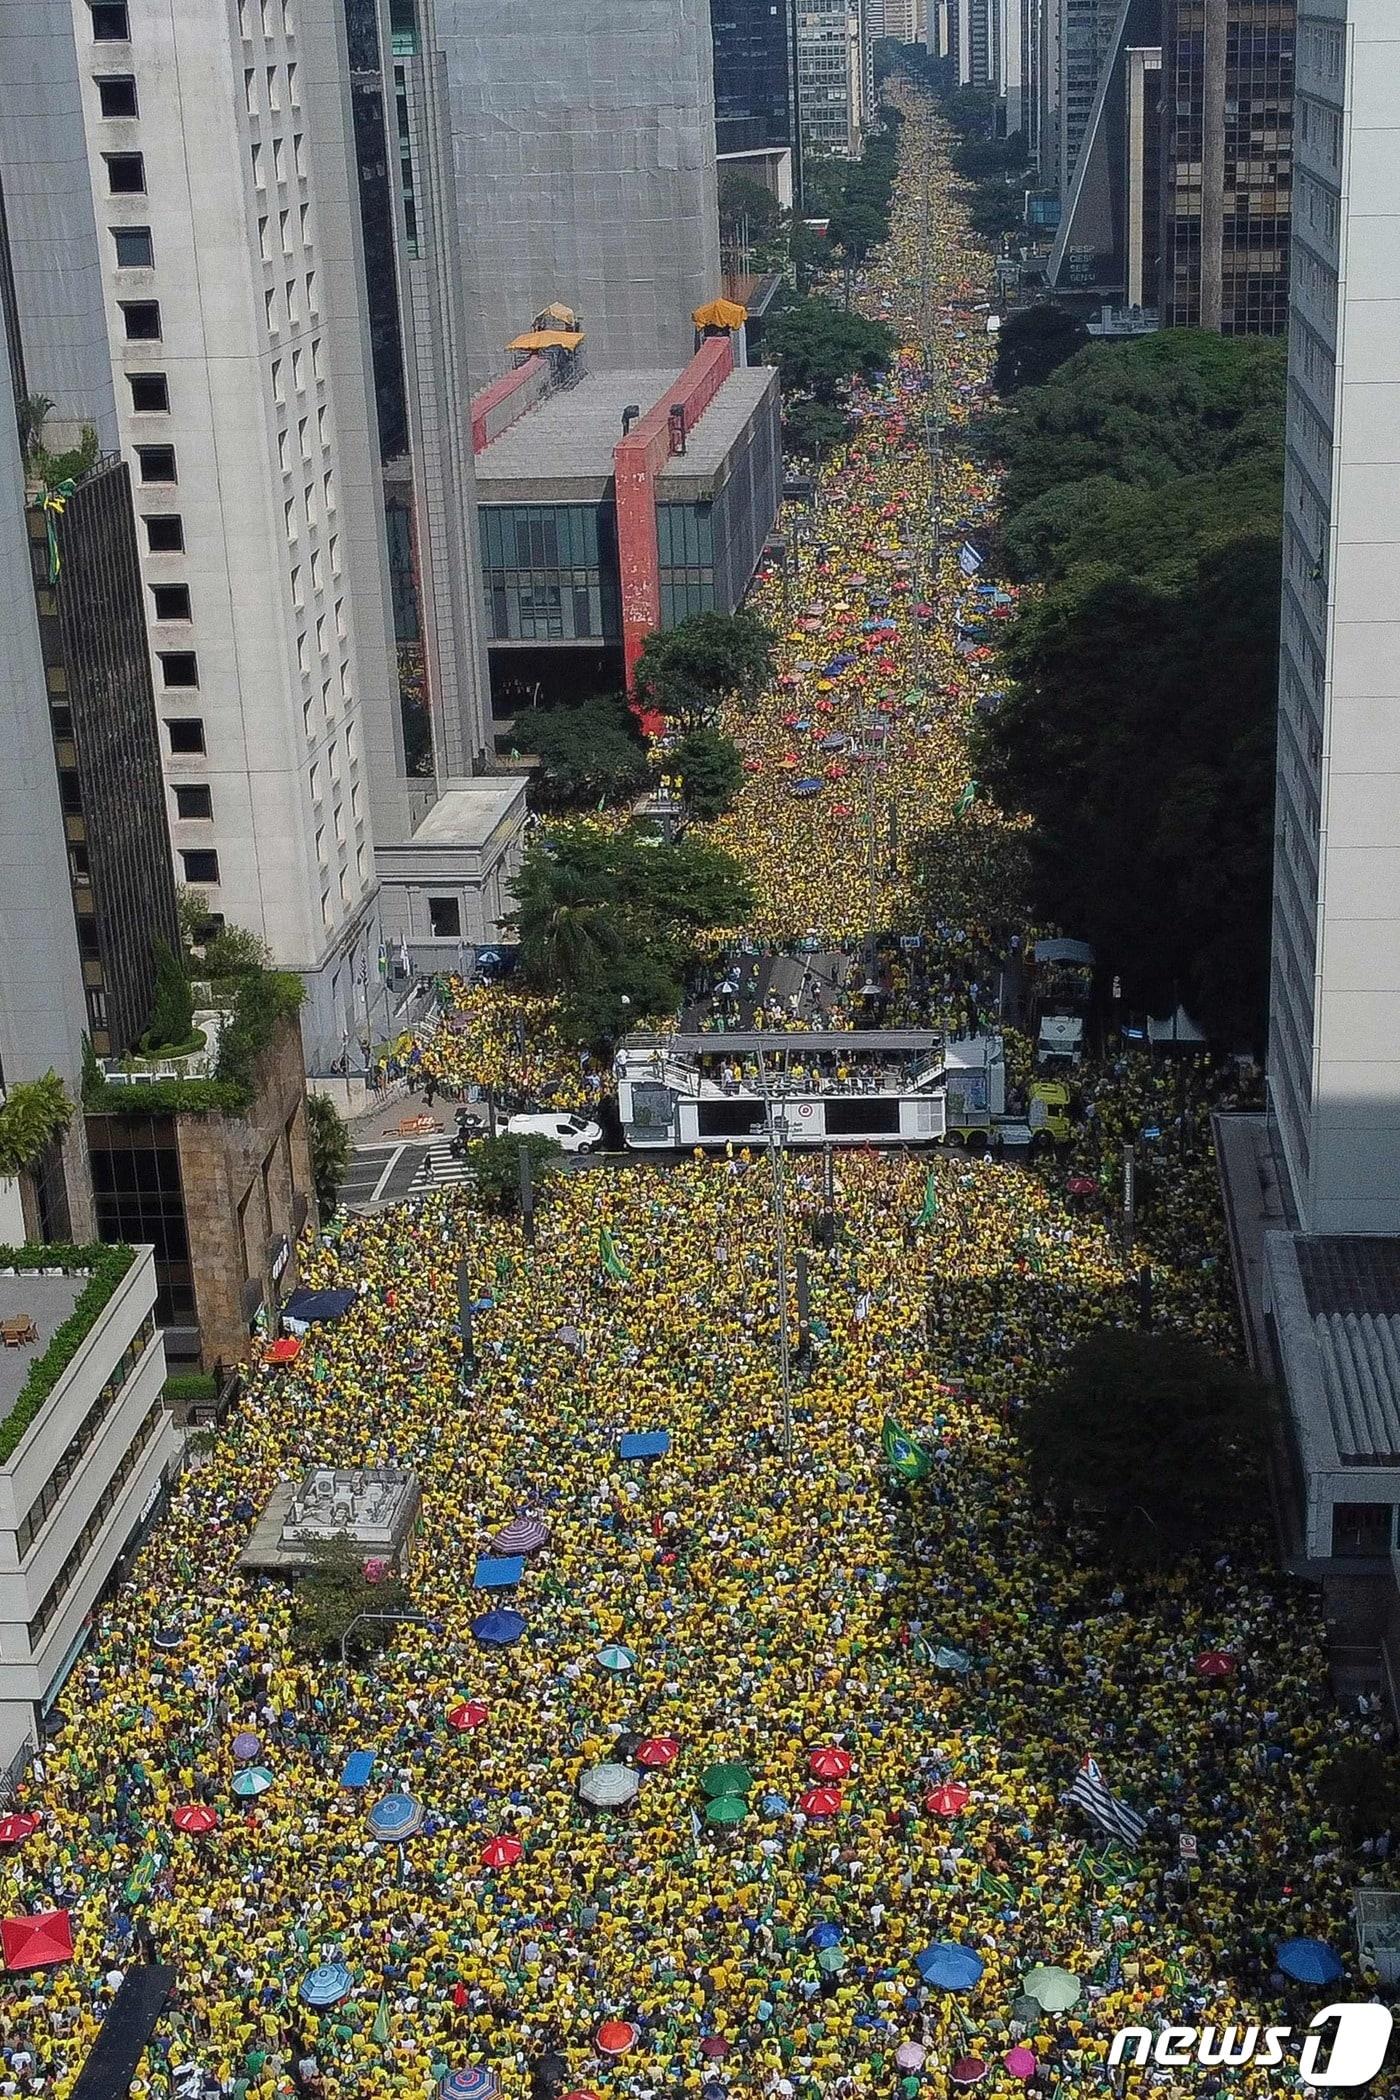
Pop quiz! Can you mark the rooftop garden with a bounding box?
[0,1243,136,1464]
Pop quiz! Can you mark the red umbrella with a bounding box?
[448,1700,488,1732]
[1065,1175,1097,1197]
[596,2021,637,2056]
[808,1746,852,1780]
[951,2058,988,2086]
[1,1910,73,1971]
[698,2038,731,2060]
[799,1786,842,1818]
[925,1782,971,1818]
[635,1736,680,1768]
[1195,1650,1236,1679]
[0,1814,38,1846]
[265,1337,300,1364]
[479,1835,522,1868]
[171,1804,217,1835]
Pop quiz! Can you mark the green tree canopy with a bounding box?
[465,1131,564,1214]
[975,534,1279,1043]
[635,610,775,732]
[291,1534,411,1659]
[981,329,1286,517]
[719,171,782,247]
[145,938,197,1053]
[0,1073,73,1177]
[1019,1329,1272,1569]
[512,827,753,1041]
[993,304,1090,396]
[671,726,744,820]
[764,300,896,407]
[516,696,650,810]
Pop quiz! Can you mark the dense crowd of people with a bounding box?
[0,89,1382,2100]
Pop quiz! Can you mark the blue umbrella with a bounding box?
[152,1628,183,1652]
[232,1766,273,1798]
[300,1962,352,2007]
[790,778,824,799]
[915,1943,984,1991]
[1276,1938,1343,1986]
[760,1792,789,1817]
[367,1793,424,1841]
[808,1923,842,1950]
[472,1609,526,1646]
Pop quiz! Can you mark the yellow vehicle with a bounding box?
[1028,1079,1073,1145]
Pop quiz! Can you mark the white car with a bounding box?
[505,1111,604,1155]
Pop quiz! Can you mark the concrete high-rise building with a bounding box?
[1159,0,1295,334]
[797,2,868,158]
[434,1,721,380]
[60,0,414,1070]
[868,0,922,42]
[1267,0,1398,1234]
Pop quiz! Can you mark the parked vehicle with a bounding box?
[504,1111,603,1154]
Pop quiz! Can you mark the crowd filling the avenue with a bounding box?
[0,87,1387,2100]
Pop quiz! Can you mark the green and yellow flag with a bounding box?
[40,478,75,584]
[954,779,979,818]
[915,1166,939,1226]
[881,1415,932,1482]
[599,1228,629,1282]
[371,1994,390,2045]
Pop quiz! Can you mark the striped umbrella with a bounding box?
[439,2070,499,2100]
[596,1644,636,1673]
[493,1516,548,1554]
[367,1794,424,1841]
[232,1766,274,1798]
[300,1963,352,2007]
[578,1764,639,1808]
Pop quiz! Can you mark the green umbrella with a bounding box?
[816,1947,847,1974]
[705,1794,748,1826]
[702,1763,753,1799]
[1022,1965,1081,2012]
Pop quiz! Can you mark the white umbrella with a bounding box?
[578,1764,640,1808]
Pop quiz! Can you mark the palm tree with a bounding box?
[539,900,624,996]
[0,1073,73,1177]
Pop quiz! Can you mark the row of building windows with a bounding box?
[28,1398,165,1650]
[15,1313,157,1561]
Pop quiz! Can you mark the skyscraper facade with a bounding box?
[343,0,494,790]
[712,0,799,162]
[1159,0,1295,333]
[797,0,868,156]
[62,0,408,1068]
[436,1,722,379]
[1268,0,1400,1233]
[1060,0,1122,199]
[1,3,179,1065]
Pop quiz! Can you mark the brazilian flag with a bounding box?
[371,1995,390,2045]
[881,1415,932,1482]
[915,1167,939,1226]
[599,1228,629,1282]
[954,779,979,817]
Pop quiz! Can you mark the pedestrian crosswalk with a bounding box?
[409,1141,478,1191]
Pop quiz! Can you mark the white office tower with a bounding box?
[1269,0,1400,1233]
[797,1,869,158]
[63,0,409,1067]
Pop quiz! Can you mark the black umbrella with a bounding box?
[530,2055,568,2093]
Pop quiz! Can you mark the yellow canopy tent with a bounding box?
[692,297,747,331]
[507,329,587,353]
